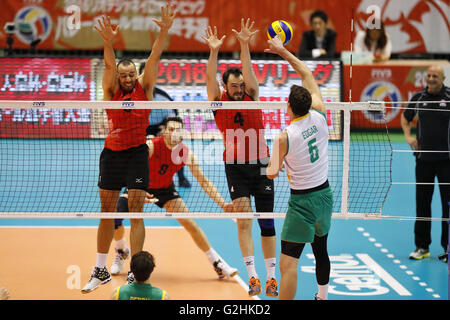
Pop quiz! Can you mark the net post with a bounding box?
[341,106,351,219]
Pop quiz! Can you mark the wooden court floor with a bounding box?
[0,227,252,300]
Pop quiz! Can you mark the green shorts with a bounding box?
[281,187,333,243]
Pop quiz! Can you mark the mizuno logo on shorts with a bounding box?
[265,186,272,191]
[135,178,143,183]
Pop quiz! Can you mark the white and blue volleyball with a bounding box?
[267,20,293,45]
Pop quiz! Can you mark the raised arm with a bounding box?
[186,152,233,212]
[202,26,226,101]
[139,5,176,98]
[232,18,259,99]
[266,130,288,179]
[94,16,120,100]
[265,35,325,113]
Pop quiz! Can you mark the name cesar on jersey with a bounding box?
[302,125,318,140]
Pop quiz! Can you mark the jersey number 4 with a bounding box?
[308,138,320,163]
[234,112,244,126]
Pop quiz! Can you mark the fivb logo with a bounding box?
[122,101,135,108]
[210,102,223,108]
[33,101,45,107]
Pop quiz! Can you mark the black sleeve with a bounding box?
[116,195,129,212]
[325,30,337,58]
[298,32,312,58]
[403,93,421,122]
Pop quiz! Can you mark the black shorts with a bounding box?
[147,183,181,208]
[98,144,149,191]
[225,159,274,211]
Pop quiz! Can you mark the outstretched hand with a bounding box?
[232,18,259,43]
[94,15,120,43]
[202,26,226,51]
[264,34,286,55]
[153,4,176,31]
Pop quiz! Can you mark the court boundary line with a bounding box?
[356,226,442,299]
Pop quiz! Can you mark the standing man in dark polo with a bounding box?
[401,65,450,262]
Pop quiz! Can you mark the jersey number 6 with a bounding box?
[308,138,320,163]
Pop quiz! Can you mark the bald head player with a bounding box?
[203,19,278,297]
[82,5,176,293]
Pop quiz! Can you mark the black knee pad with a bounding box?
[114,219,124,229]
[258,218,276,237]
[281,240,305,259]
[114,195,128,229]
[116,195,129,212]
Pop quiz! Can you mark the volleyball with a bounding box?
[267,20,293,45]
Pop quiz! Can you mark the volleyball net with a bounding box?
[0,99,394,220]
[1,57,447,221]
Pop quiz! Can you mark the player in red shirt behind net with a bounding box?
[111,117,238,280]
[203,19,278,297]
[82,5,176,293]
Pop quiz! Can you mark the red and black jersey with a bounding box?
[214,91,269,162]
[105,81,151,151]
[148,136,189,189]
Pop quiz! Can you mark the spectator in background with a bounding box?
[139,63,191,188]
[298,10,337,59]
[354,21,391,63]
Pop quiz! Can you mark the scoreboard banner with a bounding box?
[0,58,92,138]
[0,57,342,139]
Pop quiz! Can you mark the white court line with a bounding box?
[356,254,412,296]
[357,227,441,299]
